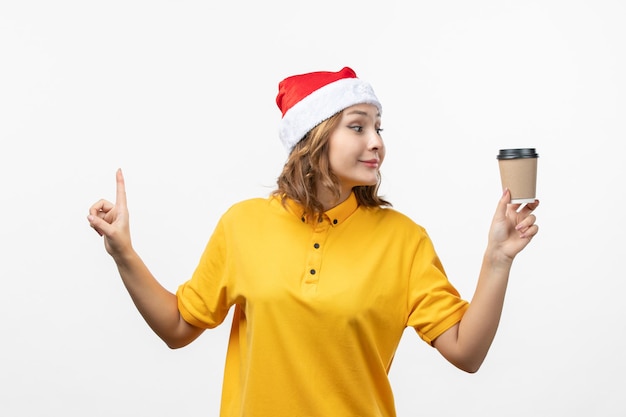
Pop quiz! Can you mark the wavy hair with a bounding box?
[272,111,391,219]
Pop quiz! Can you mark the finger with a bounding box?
[519,223,539,239]
[494,188,511,221]
[87,215,103,236]
[115,168,128,210]
[87,213,113,237]
[524,199,540,212]
[515,214,537,235]
[89,199,114,217]
[514,200,540,224]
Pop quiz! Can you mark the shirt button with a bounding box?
[333,219,338,224]
[310,269,316,275]
[314,243,320,249]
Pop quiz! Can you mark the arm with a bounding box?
[433,188,539,373]
[87,169,203,349]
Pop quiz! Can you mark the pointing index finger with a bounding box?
[116,168,128,209]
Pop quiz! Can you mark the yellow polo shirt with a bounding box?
[177,192,469,417]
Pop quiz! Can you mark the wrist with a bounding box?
[483,246,514,272]
[111,245,138,268]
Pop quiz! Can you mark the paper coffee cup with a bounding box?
[497,148,539,204]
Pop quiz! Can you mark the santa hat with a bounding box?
[276,67,382,152]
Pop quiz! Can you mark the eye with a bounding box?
[376,128,384,135]
[348,125,364,133]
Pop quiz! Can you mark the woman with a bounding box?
[87,67,539,417]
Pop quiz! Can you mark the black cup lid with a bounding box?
[497,148,539,160]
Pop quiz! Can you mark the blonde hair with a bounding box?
[272,111,391,219]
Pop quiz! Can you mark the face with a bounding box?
[327,103,385,193]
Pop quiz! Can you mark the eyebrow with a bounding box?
[345,109,381,118]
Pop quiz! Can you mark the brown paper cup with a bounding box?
[497,148,539,204]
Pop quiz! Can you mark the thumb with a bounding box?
[87,214,112,237]
[494,188,511,221]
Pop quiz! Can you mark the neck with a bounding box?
[316,185,351,211]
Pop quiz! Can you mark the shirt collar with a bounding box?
[282,192,359,227]
[323,192,358,226]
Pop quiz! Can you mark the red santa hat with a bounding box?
[276,67,382,152]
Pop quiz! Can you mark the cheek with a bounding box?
[327,149,345,173]
[328,141,354,166]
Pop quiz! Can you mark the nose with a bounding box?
[368,129,384,151]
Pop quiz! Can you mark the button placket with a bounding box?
[303,221,330,288]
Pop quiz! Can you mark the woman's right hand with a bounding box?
[87,170,204,347]
[87,168,132,259]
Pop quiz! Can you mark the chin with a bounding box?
[354,180,378,188]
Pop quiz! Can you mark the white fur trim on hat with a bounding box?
[278,78,382,152]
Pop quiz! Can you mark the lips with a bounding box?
[360,159,380,168]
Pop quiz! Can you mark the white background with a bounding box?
[2,1,625,416]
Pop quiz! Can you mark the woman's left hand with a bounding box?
[488,188,539,263]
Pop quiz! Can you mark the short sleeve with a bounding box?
[176,218,233,329]
[406,232,469,345]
